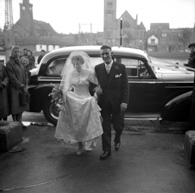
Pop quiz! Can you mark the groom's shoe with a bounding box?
[114,142,121,151]
[100,151,111,160]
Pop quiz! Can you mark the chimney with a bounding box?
[136,14,138,25]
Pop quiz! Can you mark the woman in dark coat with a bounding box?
[0,60,9,120]
[26,49,35,70]
[6,46,29,128]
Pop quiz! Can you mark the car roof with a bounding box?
[42,45,149,63]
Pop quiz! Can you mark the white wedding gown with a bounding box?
[54,68,103,149]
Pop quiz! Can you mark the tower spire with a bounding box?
[4,0,13,30]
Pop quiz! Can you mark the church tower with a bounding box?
[19,0,34,35]
[104,0,118,46]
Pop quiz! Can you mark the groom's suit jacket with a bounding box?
[95,61,129,112]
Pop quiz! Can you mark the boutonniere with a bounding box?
[115,66,119,71]
[115,74,122,78]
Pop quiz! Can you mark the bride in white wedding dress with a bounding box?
[54,51,103,155]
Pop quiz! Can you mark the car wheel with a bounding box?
[43,99,60,126]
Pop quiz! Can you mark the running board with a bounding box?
[124,114,162,121]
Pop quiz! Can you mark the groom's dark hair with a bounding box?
[100,45,112,51]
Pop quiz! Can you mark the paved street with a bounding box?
[0,114,195,193]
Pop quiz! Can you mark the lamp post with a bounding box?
[120,18,123,46]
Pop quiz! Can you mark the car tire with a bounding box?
[43,99,60,126]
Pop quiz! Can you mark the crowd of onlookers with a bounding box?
[0,46,45,128]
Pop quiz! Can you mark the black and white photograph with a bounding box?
[0,0,195,192]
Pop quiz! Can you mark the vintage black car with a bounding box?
[29,46,194,125]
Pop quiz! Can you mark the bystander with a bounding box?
[27,50,36,70]
[37,49,46,64]
[6,46,30,128]
[188,43,195,130]
[0,60,9,121]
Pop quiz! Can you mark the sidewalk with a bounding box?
[0,124,195,193]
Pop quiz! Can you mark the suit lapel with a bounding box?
[99,63,109,81]
[98,62,117,83]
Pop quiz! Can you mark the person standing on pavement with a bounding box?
[22,48,28,57]
[6,46,30,128]
[20,56,31,83]
[0,60,9,121]
[54,51,103,155]
[94,45,129,160]
[187,43,195,130]
[37,49,46,64]
[26,49,36,70]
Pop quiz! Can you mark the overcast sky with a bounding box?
[0,0,195,34]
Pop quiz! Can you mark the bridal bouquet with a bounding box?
[49,85,64,109]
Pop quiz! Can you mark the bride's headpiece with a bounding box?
[60,51,93,91]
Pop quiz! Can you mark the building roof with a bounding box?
[33,20,58,36]
[120,11,137,28]
[150,23,170,31]
[138,22,146,30]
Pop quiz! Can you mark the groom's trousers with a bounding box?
[101,101,123,152]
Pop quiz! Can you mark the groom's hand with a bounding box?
[94,86,103,95]
[120,103,127,112]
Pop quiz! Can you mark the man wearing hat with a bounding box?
[186,43,195,68]
[188,42,195,129]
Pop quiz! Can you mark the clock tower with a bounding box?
[19,0,34,35]
[104,0,118,46]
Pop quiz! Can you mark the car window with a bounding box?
[114,58,149,78]
[46,57,104,76]
[139,61,149,77]
[46,58,66,76]
[90,57,104,67]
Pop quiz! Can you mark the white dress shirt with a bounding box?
[105,61,113,73]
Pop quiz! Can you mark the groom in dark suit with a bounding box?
[95,45,129,160]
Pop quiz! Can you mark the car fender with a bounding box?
[28,84,57,112]
[161,91,192,122]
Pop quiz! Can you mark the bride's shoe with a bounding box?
[85,141,96,151]
[76,147,83,155]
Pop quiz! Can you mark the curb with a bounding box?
[123,120,189,134]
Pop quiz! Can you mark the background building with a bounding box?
[103,0,146,48]
[0,0,194,62]
[147,23,194,52]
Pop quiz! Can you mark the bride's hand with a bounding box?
[94,93,98,101]
[94,85,103,95]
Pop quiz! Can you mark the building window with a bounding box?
[161,38,166,43]
[162,33,167,37]
[151,38,156,44]
[48,45,54,52]
[55,45,60,49]
[36,45,47,52]
[107,2,113,9]
[178,33,182,37]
